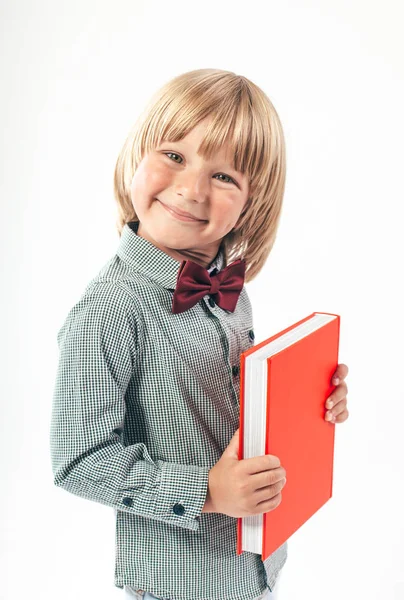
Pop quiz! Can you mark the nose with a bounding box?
[175,170,208,203]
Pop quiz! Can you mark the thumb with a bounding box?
[222,428,240,459]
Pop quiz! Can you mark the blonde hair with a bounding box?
[113,68,286,283]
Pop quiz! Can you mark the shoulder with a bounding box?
[82,253,159,310]
[84,279,142,312]
[57,280,145,358]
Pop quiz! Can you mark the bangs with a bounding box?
[137,70,274,186]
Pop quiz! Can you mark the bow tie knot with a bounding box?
[172,257,246,314]
[209,276,221,295]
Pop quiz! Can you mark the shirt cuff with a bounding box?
[153,461,210,530]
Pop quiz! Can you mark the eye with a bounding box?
[163,152,237,185]
[215,173,234,184]
[164,151,182,164]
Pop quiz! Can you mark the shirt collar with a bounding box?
[116,221,224,290]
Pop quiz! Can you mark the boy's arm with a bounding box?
[50,282,209,531]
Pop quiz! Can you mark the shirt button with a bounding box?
[122,497,133,507]
[173,503,185,516]
[208,297,216,307]
[232,365,239,376]
[248,329,255,341]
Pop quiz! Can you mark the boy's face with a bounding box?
[130,116,250,268]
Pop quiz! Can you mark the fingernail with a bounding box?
[333,377,339,385]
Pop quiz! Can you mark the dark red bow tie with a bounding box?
[172,258,246,314]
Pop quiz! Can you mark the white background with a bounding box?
[1,1,403,599]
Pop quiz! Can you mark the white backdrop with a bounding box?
[1,1,403,599]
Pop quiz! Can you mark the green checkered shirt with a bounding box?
[50,221,288,599]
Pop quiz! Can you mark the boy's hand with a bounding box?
[203,429,287,518]
[203,363,349,516]
[325,363,350,424]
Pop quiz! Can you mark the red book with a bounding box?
[236,312,340,560]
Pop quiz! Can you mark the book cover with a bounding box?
[236,312,340,560]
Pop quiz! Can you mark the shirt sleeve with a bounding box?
[50,281,209,531]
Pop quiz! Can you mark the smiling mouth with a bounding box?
[156,199,208,223]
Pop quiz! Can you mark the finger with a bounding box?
[334,409,349,423]
[326,381,348,408]
[332,363,349,385]
[332,397,348,417]
[325,398,347,421]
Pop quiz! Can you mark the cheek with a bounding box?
[131,163,170,207]
[213,199,242,226]
[139,164,172,194]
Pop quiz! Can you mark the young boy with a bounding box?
[50,68,349,600]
